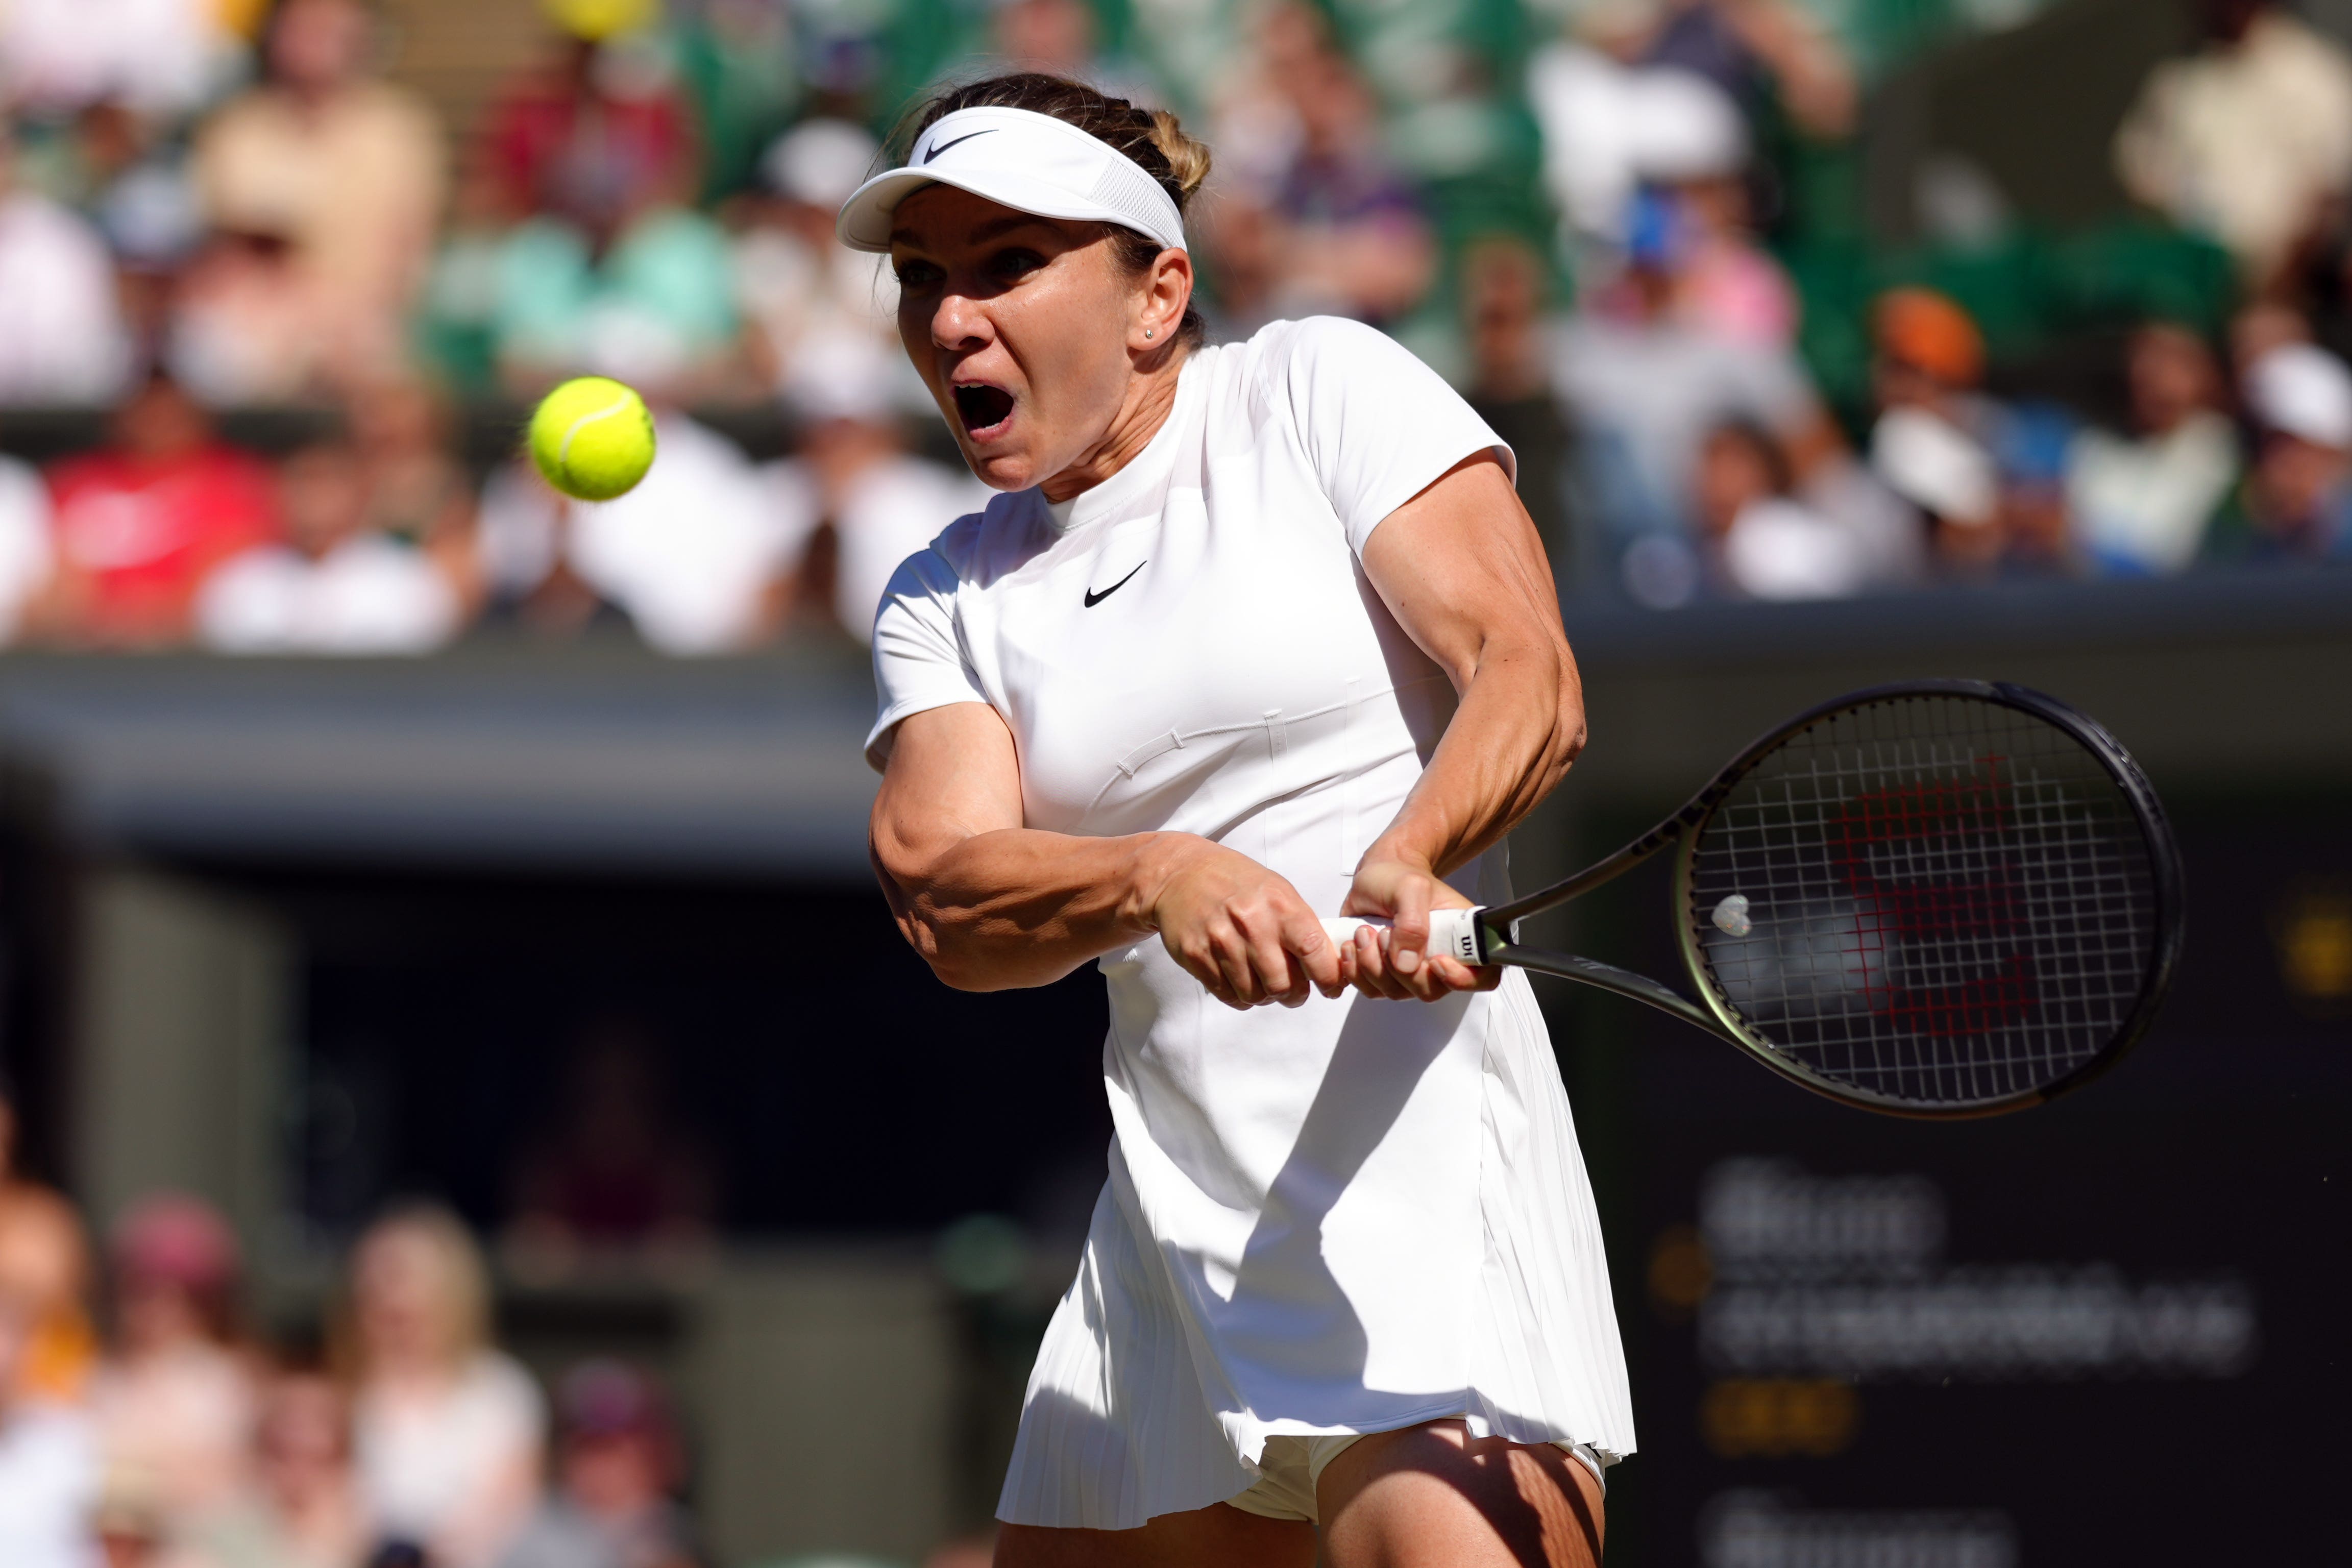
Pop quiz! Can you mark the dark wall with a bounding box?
[217,865,1112,1250]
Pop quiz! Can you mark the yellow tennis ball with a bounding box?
[528,377,656,502]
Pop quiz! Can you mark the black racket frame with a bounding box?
[1462,679,2186,1118]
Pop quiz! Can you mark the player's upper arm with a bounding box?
[1359,451,1576,709]
[869,701,1025,903]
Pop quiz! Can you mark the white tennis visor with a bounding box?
[836,105,1188,256]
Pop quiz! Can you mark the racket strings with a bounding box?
[1687,695,2158,1109]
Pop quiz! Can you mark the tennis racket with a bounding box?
[1326,680,2185,1119]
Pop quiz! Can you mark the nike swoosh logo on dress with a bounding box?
[1085,562,1147,607]
[920,130,995,164]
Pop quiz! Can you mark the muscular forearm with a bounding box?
[1365,632,1584,878]
[874,825,1191,990]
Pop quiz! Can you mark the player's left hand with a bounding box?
[1341,855,1502,1002]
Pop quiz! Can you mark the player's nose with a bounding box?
[929,290,993,352]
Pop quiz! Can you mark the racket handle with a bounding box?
[1321,908,1487,966]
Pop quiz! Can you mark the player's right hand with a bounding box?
[1143,837,1350,1009]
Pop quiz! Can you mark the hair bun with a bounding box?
[1147,108,1213,204]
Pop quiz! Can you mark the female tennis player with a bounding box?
[844,75,1633,1567]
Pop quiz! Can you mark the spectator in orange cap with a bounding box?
[1874,286,1985,400]
[1867,287,2005,574]
[90,1194,259,1536]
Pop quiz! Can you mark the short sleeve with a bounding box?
[866,541,989,771]
[1264,317,1515,556]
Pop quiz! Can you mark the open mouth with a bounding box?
[952,383,1015,436]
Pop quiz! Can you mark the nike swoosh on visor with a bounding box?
[919,129,995,164]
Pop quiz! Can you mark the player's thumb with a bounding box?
[1390,876,1431,976]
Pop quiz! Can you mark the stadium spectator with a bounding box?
[0,1081,93,1409]
[189,0,447,394]
[90,1195,257,1537]
[475,410,786,654]
[50,101,207,352]
[172,1365,372,1568]
[471,462,629,642]
[416,147,525,395]
[33,375,276,648]
[482,198,740,395]
[506,1020,717,1261]
[0,126,135,406]
[1204,36,1434,330]
[764,330,988,641]
[1203,0,1329,196]
[341,1206,544,1568]
[166,230,330,407]
[493,1361,694,1568]
[1457,237,1579,575]
[0,1283,98,1568]
[0,0,231,125]
[2066,323,2240,576]
[1562,69,1797,349]
[670,0,801,204]
[1866,288,2004,576]
[2115,0,2352,289]
[194,437,461,655]
[734,117,896,397]
[471,13,737,392]
[497,204,742,396]
[993,0,1099,78]
[480,22,694,238]
[987,0,1158,106]
[1694,419,1866,600]
[1574,0,1856,142]
[1530,7,1845,273]
[350,374,480,608]
[2222,340,2352,559]
[0,441,56,646]
[1548,128,1834,602]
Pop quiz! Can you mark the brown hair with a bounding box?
[909,73,1212,347]
[329,1204,491,1384]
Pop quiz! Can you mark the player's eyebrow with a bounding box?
[889,213,1061,250]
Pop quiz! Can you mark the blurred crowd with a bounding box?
[0,1075,716,1568]
[1518,0,2352,602]
[0,0,2345,657]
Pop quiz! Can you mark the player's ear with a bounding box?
[1132,249,1191,353]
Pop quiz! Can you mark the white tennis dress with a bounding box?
[867,317,1636,1529]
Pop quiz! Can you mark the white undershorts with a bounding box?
[1222,1426,1610,1525]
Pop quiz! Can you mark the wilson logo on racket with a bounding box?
[1390,681,2183,1118]
[1830,755,2038,1039]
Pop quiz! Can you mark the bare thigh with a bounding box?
[1314,1420,1605,1568]
[995,1502,1315,1568]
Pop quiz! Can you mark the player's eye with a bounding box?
[893,258,943,289]
[989,247,1045,282]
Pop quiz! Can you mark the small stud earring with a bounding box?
[1144,328,1155,339]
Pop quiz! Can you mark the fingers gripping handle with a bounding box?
[1322,908,1487,965]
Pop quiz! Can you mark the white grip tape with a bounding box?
[1320,907,1485,965]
